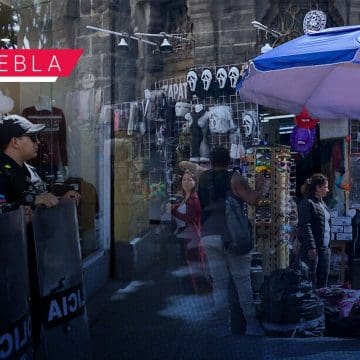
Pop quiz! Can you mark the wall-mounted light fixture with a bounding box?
[86,25,158,51]
[251,21,283,39]
[87,25,192,54]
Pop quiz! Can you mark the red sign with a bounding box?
[0,49,83,81]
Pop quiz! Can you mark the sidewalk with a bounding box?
[88,251,360,360]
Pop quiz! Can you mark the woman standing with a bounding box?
[298,173,331,288]
[170,170,210,294]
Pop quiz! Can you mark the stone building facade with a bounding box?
[2,0,359,288]
[48,0,360,105]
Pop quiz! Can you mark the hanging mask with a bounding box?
[216,67,228,89]
[201,68,213,92]
[242,111,257,138]
[186,70,198,94]
[228,66,241,89]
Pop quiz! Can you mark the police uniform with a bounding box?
[0,151,46,345]
[0,152,46,212]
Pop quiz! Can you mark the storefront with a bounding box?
[0,0,111,297]
[2,1,360,310]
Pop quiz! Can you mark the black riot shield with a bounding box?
[0,208,33,360]
[31,199,91,360]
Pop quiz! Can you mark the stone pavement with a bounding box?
[88,255,360,360]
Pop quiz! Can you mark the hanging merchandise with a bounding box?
[228,66,242,95]
[200,68,217,99]
[175,101,191,118]
[208,105,235,133]
[295,108,319,129]
[197,106,210,162]
[184,104,210,162]
[186,69,200,100]
[215,67,232,97]
[229,128,245,160]
[290,126,316,154]
[246,146,296,274]
[242,111,258,139]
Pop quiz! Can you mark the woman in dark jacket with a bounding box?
[170,170,210,293]
[298,173,331,288]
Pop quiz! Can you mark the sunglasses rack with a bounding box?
[246,145,297,275]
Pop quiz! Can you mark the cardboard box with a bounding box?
[331,225,344,233]
[343,226,353,233]
[331,217,352,226]
[336,233,352,241]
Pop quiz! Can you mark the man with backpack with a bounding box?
[180,147,264,336]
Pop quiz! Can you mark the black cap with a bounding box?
[0,114,45,146]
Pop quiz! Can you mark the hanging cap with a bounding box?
[0,114,45,146]
[295,108,319,129]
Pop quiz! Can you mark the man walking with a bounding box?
[181,147,264,336]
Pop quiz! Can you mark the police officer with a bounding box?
[0,114,80,351]
[0,114,80,215]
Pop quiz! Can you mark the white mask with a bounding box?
[186,70,198,92]
[216,68,228,89]
[228,66,240,88]
[201,69,213,91]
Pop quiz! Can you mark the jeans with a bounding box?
[301,245,331,288]
[201,235,257,334]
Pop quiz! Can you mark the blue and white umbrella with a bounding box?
[238,25,360,119]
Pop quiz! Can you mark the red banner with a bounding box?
[0,49,83,77]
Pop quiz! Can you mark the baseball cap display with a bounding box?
[0,114,45,146]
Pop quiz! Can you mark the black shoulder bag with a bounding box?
[225,190,253,255]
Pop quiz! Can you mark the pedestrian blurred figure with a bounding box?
[298,173,331,288]
[181,147,265,336]
[168,170,211,294]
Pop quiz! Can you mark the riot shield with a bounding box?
[32,199,91,360]
[0,208,33,360]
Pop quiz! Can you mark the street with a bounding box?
[88,248,360,360]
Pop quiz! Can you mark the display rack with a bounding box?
[246,145,296,274]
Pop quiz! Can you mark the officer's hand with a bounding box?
[62,190,81,206]
[24,206,33,224]
[34,192,59,208]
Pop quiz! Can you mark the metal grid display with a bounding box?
[350,119,360,154]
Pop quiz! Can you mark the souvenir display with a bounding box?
[246,146,296,274]
[208,105,236,133]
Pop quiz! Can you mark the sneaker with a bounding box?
[245,323,265,337]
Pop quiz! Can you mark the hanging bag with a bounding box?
[225,190,253,255]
